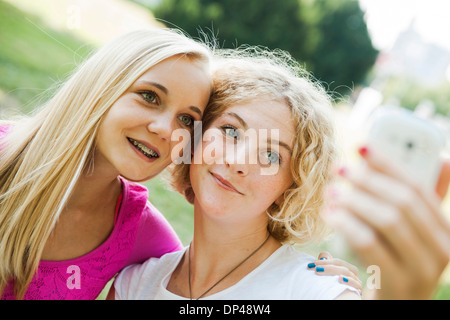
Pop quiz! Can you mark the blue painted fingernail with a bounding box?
[307,263,316,268]
[343,277,349,282]
[320,257,327,260]
[316,267,325,272]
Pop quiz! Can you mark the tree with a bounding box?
[302,0,378,98]
[150,0,378,98]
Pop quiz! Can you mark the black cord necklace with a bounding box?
[188,234,271,300]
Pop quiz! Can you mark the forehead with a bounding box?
[138,55,210,86]
[223,99,296,144]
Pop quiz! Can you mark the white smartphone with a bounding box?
[367,107,444,191]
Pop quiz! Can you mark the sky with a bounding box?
[358,0,450,52]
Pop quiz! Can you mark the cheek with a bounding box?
[107,95,147,125]
[253,173,293,205]
[99,104,127,134]
[189,163,202,189]
[201,130,226,163]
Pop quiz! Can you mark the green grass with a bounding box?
[144,173,194,246]
[0,0,92,113]
[435,283,450,300]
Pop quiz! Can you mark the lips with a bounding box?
[210,172,243,195]
[127,137,160,160]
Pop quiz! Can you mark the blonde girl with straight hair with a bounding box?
[0,28,213,300]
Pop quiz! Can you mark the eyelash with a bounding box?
[139,90,159,105]
[178,114,195,128]
[221,125,240,139]
[220,124,282,164]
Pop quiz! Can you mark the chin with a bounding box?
[118,158,169,183]
[194,192,236,217]
[119,170,158,183]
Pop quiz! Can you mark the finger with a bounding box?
[317,251,333,261]
[339,275,363,292]
[337,187,428,266]
[314,264,363,292]
[313,264,357,280]
[436,160,450,200]
[323,208,398,271]
[357,145,420,191]
[337,171,450,276]
[358,145,445,221]
[312,257,359,276]
[340,162,450,260]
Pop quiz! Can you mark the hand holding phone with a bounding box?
[323,107,450,300]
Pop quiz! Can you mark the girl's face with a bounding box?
[96,55,211,181]
[190,99,296,224]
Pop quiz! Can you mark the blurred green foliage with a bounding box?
[380,76,450,115]
[149,0,378,98]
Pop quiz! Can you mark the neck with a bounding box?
[185,202,282,298]
[66,149,121,213]
[192,215,272,259]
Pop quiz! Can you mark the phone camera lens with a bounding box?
[406,141,414,149]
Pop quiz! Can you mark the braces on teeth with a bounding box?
[128,138,158,158]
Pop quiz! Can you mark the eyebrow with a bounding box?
[268,139,293,155]
[135,80,203,117]
[225,112,292,154]
[189,106,203,117]
[135,80,168,95]
[225,112,248,130]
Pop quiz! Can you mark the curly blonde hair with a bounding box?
[169,46,337,245]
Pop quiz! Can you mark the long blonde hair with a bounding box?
[0,28,212,299]
[170,47,337,245]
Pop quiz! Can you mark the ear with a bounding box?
[275,185,293,206]
[274,194,284,206]
[185,187,195,204]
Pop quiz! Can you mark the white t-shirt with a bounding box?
[114,244,359,300]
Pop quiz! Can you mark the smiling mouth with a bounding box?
[210,172,243,195]
[127,137,159,159]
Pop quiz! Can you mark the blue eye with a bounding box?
[222,125,240,139]
[265,151,280,164]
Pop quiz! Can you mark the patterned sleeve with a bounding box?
[124,201,183,266]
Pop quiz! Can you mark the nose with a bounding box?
[147,112,174,141]
[224,142,249,176]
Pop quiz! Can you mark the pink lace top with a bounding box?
[0,125,183,299]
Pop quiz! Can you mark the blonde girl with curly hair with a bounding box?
[111,47,361,300]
